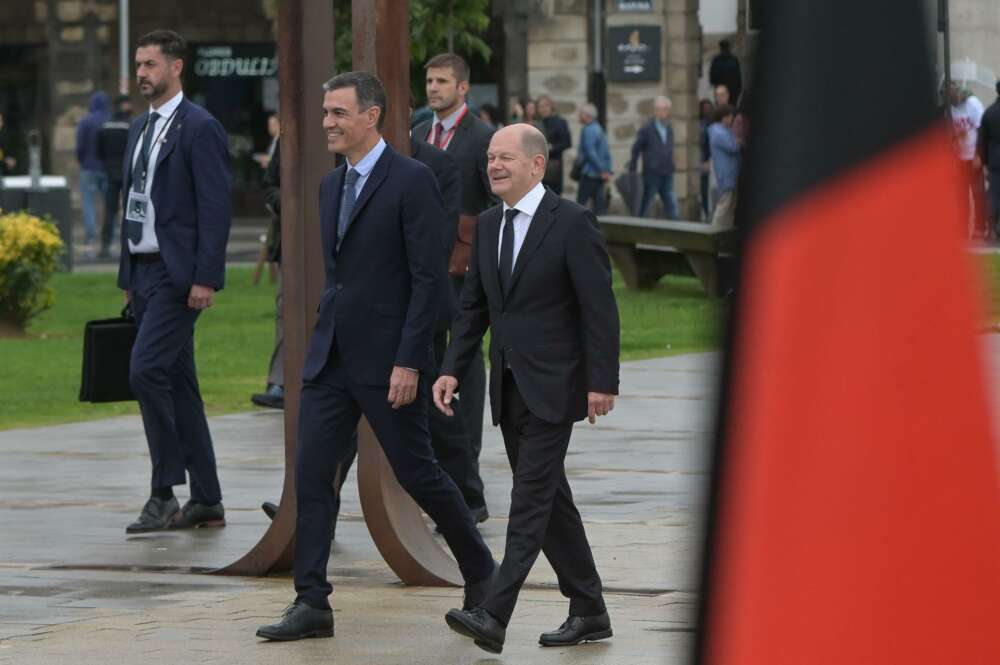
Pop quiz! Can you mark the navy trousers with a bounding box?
[293,345,494,611]
[129,258,221,504]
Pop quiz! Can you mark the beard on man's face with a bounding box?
[139,78,169,101]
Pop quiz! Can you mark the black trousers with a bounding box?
[430,327,486,510]
[293,346,494,611]
[451,274,486,497]
[481,371,605,626]
[129,258,221,504]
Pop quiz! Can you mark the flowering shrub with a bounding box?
[0,210,64,328]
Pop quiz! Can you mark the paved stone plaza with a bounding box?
[0,352,713,663]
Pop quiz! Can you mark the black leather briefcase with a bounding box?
[79,305,137,403]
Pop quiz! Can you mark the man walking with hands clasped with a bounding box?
[434,123,620,654]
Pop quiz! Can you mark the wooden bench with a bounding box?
[598,216,737,296]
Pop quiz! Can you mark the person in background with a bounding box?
[707,104,741,228]
[949,81,987,239]
[253,113,280,171]
[0,112,18,175]
[412,52,496,524]
[478,103,501,129]
[709,40,742,103]
[251,135,285,411]
[628,95,679,219]
[96,94,133,259]
[979,80,1000,240]
[76,91,111,254]
[537,94,571,195]
[699,99,714,219]
[575,103,612,214]
[522,99,543,132]
[714,84,732,109]
[507,96,524,124]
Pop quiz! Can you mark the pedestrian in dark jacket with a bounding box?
[628,95,679,219]
[96,94,132,258]
[537,94,571,194]
[709,40,742,103]
[76,91,110,249]
[979,81,1000,238]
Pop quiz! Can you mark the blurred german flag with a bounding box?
[696,2,1000,663]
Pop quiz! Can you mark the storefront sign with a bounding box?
[607,26,661,82]
[616,0,653,11]
[193,45,277,78]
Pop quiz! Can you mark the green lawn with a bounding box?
[0,266,724,430]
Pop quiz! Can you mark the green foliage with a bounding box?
[0,266,724,429]
[0,211,64,329]
[332,0,491,101]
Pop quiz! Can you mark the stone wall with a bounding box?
[527,0,705,218]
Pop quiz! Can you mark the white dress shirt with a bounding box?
[428,102,467,150]
[499,181,546,269]
[129,90,184,254]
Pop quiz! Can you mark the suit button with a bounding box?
[336,283,344,291]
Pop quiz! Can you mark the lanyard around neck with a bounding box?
[431,105,468,150]
[138,106,178,189]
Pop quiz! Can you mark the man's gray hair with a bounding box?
[518,123,549,163]
[580,103,599,120]
[322,71,387,130]
[654,95,672,107]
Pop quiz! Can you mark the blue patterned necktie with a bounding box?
[337,168,360,246]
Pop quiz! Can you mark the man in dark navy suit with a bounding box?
[256,71,495,643]
[117,30,231,534]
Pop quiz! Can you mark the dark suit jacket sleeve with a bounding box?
[565,209,620,394]
[628,123,648,171]
[397,164,447,370]
[440,217,491,382]
[191,117,232,290]
[431,149,460,259]
[550,117,572,155]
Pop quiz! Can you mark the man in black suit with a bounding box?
[118,30,231,534]
[256,71,496,642]
[411,53,495,522]
[434,123,620,654]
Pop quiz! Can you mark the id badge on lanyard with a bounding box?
[125,190,150,225]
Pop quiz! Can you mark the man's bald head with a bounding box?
[487,123,549,205]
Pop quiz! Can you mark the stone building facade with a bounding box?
[0,0,272,211]
[525,0,706,217]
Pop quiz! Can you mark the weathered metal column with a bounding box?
[217,0,334,575]
[351,0,463,587]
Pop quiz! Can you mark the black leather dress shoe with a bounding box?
[538,611,613,647]
[445,607,505,654]
[257,601,334,641]
[125,496,180,533]
[463,560,499,611]
[251,383,284,409]
[169,500,225,529]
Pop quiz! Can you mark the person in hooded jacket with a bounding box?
[76,91,111,251]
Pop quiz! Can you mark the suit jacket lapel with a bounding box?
[482,207,502,303]
[340,145,393,245]
[151,99,188,177]
[507,189,559,298]
[324,165,345,256]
